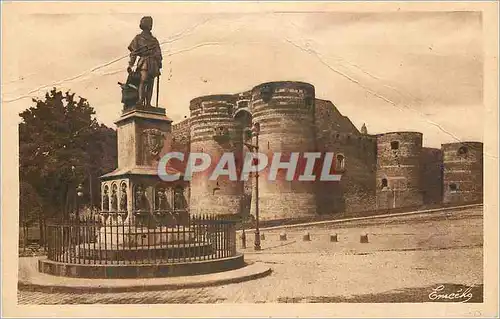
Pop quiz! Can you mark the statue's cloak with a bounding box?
[128,31,162,78]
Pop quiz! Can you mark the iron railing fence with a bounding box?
[45,211,238,265]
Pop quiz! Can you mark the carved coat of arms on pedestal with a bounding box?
[142,128,165,164]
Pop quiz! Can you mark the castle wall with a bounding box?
[442,142,483,204]
[250,81,317,220]
[189,95,244,216]
[421,147,443,204]
[341,136,377,213]
[171,118,190,155]
[168,81,483,222]
[376,132,423,209]
[314,100,377,214]
[235,90,252,110]
[171,118,191,211]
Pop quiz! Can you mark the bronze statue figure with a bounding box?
[111,184,118,211]
[102,186,110,211]
[135,185,145,211]
[127,16,162,108]
[156,188,166,210]
[174,186,186,210]
[120,183,128,211]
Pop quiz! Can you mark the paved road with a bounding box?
[18,206,483,304]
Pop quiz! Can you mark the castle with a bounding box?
[101,81,483,222]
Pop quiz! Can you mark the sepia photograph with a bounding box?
[1,1,498,318]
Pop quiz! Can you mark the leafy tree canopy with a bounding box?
[19,88,117,223]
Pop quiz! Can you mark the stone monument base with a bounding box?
[38,254,245,279]
[74,241,214,262]
[97,225,196,247]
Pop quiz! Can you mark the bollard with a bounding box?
[260,233,265,240]
[330,233,338,242]
[279,232,287,241]
[303,232,311,241]
[241,230,247,249]
[360,232,369,243]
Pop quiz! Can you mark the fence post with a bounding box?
[241,228,247,249]
[330,233,338,242]
[360,232,369,243]
[280,232,287,241]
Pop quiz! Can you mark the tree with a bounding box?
[19,181,43,246]
[19,88,117,243]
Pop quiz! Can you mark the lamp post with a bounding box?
[243,122,261,251]
[252,122,261,251]
[76,183,84,221]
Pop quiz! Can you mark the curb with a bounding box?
[239,203,483,233]
[18,263,273,293]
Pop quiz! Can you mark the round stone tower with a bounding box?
[442,142,483,204]
[250,81,317,220]
[376,132,423,209]
[189,94,243,216]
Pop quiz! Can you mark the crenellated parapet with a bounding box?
[189,95,238,144]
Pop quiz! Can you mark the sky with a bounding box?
[2,7,484,148]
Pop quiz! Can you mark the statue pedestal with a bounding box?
[113,106,172,171]
[97,106,193,262]
[100,106,189,232]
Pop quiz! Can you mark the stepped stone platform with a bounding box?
[19,257,272,292]
[39,253,245,279]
